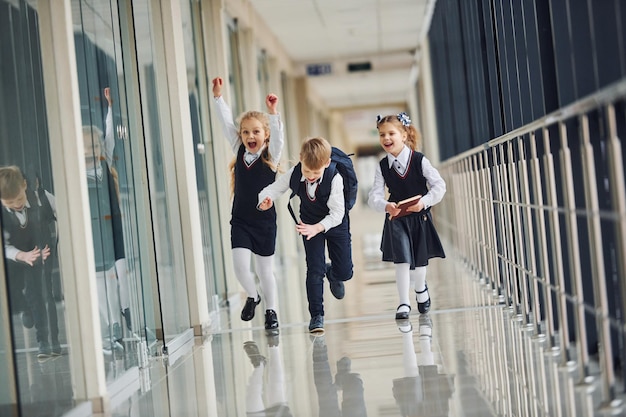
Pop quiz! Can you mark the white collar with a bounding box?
[245,144,266,158]
[387,145,410,168]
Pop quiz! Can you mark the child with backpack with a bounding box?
[367,113,446,320]
[258,137,355,333]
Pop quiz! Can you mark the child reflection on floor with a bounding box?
[243,333,291,416]
[393,315,455,417]
[311,334,367,417]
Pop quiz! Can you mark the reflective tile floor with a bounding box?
[108,203,626,417]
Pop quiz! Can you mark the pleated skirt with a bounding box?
[380,210,446,268]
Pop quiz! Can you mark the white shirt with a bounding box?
[213,96,284,167]
[3,190,57,261]
[368,145,446,212]
[258,166,345,232]
[104,105,114,166]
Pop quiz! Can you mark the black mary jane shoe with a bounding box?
[395,303,411,320]
[415,286,431,314]
[241,295,261,321]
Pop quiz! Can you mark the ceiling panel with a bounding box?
[249,0,432,110]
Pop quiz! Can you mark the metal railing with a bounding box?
[438,78,626,410]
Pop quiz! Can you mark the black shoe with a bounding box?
[241,295,261,321]
[22,310,34,329]
[267,332,279,347]
[309,315,324,333]
[51,341,63,356]
[112,322,123,343]
[416,285,431,314]
[37,342,51,359]
[264,309,279,330]
[311,334,327,361]
[395,303,411,320]
[121,308,132,331]
[243,341,266,367]
[326,263,345,299]
[335,357,352,389]
[397,321,413,333]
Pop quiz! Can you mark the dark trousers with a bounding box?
[21,263,58,345]
[302,218,353,317]
[312,343,367,417]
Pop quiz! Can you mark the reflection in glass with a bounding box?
[393,316,455,416]
[180,0,220,309]
[71,0,144,379]
[243,334,291,416]
[311,334,367,417]
[0,1,76,415]
[131,0,190,341]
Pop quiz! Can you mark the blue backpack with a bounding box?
[288,147,358,222]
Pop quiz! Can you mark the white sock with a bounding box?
[411,267,429,302]
[232,248,258,298]
[395,263,411,311]
[254,254,277,311]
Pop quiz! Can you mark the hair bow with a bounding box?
[376,115,382,125]
[397,112,411,126]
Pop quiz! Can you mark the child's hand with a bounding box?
[406,197,424,214]
[104,87,112,107]
[41,245,51,262]
[16,246,44,266]
[258,197,274,211]
[296,222,324,240]
[212,77,223,97]
[386,202,401,220]
[265,94,278,114]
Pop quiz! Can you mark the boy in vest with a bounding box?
[0,166,61,359]
[258,137,353,333]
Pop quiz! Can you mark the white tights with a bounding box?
[395,263,428,313]
[232,248,277,311]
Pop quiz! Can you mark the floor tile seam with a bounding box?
[210,305,500,336]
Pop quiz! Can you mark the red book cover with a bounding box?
[391,195,421,219]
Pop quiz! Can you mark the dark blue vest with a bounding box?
[232,144,276,224]
[87,162,124,271]
[1,187,55,255]
[291,163,337,224]
[380,151,428,203]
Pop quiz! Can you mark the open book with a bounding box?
[390,195,421,219]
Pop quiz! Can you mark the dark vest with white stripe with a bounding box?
[1,187,55,254]
[87,162,124,271]
[380,151,428,203]
[232,144,276,223]
[290,162,337,224]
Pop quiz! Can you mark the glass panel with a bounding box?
[0,1,79,415]
[257,49,269,108]
[181,0,221,310]
[0,253,17,415]
[131,0,191,342]
[71,0,149,378]
[227,20,244,116]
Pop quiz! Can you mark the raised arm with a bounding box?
[103,87,115,166]
[266,93,284,165]
[211,77,240,154]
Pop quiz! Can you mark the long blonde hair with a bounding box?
[229,111,280,196]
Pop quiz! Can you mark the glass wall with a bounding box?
[71,0,149,380]
[130,0,191,345]
[0,1,78,415]
[182,0,222,311]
